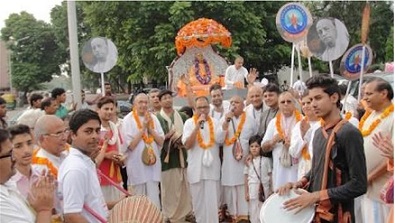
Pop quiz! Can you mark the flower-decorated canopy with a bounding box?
[175,18,232,55]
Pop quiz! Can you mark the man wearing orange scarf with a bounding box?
[360,77,394,223]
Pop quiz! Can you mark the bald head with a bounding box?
[248,86,264,109]
[134,93,149,115]
[34,115,65,140]
[248,86,263,95]
[34,115,67,156]
[134,93,148,105]
[230,95,245,115]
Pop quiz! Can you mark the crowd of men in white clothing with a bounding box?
[0,56,393,223]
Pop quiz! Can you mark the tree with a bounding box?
[307,1,394,73]
[1,12,61,93]
[385,26,394,62]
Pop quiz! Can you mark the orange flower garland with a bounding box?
[193,115,215,149]
[32,150,59,177]
[276,110,302,139]
[133,110,154,144]
[345,111,352,120]
[300,117,311,160]
[224,112,246,146]
[175,18,232,55]
[359,104,394,137]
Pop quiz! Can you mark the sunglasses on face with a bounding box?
[0,149,13,160]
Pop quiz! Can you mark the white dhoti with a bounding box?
[190,180,219,223]
[161,168,192,222]
[223,185,248,218]
[101,185,121,202]
[361,195,391,223]
[248,198,262,223]
[133,181,161,209]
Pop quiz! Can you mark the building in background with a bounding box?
[0,40,11,92]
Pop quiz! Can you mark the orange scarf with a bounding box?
[224,112,246,146]
[193,115,215,149]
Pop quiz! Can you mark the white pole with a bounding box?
[101,72,105,96]
[290,43,295,85]
[308,56,313,78]
[297,46,303,80]
[67,1,82,109]
[341,80,352,114]
[357,45,366,102]
[329,61,334,78]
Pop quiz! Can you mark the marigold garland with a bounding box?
[276,110,302,140]
[194,59,211,85]
[133,110,154,144]
[224,112,246,146]
[175,18,232,55]
[300,117,311,160]
[358,104,394,137]
[193,115,215,149]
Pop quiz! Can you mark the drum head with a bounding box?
[260,189,315,223]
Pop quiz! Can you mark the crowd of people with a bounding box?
[0,57,393,223]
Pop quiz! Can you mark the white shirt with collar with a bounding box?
[244,103,268,135]
[209,100,231,121]
[182,117,225,184]
[58,148,108,222]
[0,180,36,222]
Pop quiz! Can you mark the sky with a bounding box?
[0,0,63,29]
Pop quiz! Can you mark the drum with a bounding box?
[260,189,315,223]
[109,195,163,223]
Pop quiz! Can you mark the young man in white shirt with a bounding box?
[58,109,111,222]
[0,129,55,223]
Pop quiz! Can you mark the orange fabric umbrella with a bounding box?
[175,18,232,55]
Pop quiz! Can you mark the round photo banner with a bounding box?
[307,18,350,62]
[82,37,118,73]
[276,3,313,43]
[340,44,373,80]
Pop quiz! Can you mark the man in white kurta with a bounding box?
[244,86,268,136]
[261,92,299,191]
[122,94,164,209]
[224,56,249,89]
[182,96,225,223]
[360,78,394,223]
[220,96,255,221]
[289,94,320,179]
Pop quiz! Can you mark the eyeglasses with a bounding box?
[0,149,13,160]
[196,106,209,110]
[45,129,70,138]
[280,100,293,104]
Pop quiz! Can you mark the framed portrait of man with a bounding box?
[307,18,349,62]
[82,37,118,73]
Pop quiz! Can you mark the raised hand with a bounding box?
[247,68,258,84]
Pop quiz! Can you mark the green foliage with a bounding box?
[385,26,394,62]
[1,12,61,92]
[3,1,392,93]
